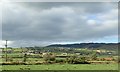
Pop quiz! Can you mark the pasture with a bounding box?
[2,64,118,70]
[1,47,119,71]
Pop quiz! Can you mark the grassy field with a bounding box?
[1,48,119,71]
[2,64,118,70]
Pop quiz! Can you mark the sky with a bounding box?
[0,2,118,47]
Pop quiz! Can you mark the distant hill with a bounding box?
[46,43,118,50]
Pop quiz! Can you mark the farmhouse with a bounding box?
[96,50,101,53]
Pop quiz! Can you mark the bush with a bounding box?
[23,53,27,62]
[43,53,56,62]
[55,59,65,63]
[91,52,97,60]
[2,62,27,65]
[65,56,90,64]
[118,56,120,63]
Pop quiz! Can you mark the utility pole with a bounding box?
[5,40,7,62]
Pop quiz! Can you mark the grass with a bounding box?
[1,48,118,71]
[2,64,118,70]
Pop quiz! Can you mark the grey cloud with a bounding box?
[0,3,2,40]
[18,2,118,14]
[2,2,118,46]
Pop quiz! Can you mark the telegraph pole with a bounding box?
[5,40,7,62]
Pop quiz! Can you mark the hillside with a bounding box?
[46,43,118,50]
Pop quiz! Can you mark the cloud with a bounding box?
[0,40,13,47]
[0,3,2,40]
[2,2,118,47]
[87,20,97,26]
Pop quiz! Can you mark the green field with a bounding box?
[1,47,119,71]
[2,64,118,70]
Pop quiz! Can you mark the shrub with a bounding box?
[55,59,65,63]
[2,62,27,65]
[65,56,90,64]
[43,53,56,62]
[118,56,120,63]
[91,52,97,60]
[23,53,27,62]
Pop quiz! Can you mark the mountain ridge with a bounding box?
[46,43,118,50]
